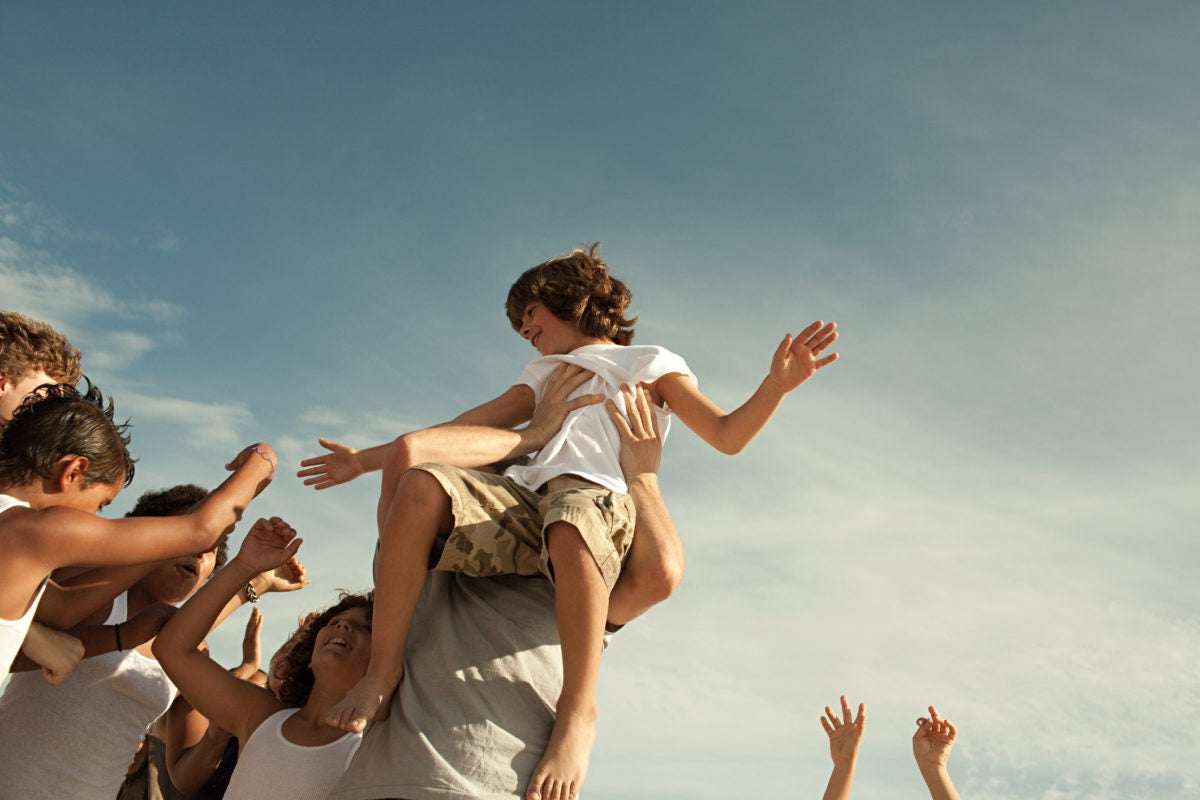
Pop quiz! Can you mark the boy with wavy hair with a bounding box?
[304,243,838,800]
[0,310,82,426]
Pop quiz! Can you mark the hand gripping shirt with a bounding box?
[503,344,692,494]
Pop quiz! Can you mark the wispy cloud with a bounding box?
[116,391,254,449]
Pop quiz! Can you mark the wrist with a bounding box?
[625,473,660,491]
[225,558,263,586]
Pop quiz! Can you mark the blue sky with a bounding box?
[2,2,1198,798]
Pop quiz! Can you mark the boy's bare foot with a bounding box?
[323,674,395,732]
[526,710,596,800]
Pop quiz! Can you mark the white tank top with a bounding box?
[0,592,176,800]
[0,493,43,675]
[223,708,362,800]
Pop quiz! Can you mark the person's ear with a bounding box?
[54,455,91,492]
[0,368,10,395]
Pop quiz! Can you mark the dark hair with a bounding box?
[505,242,637,346]
[0,310,82,386]
[125,484,227,570]
[0,380,135,489]
[274,591,374,708]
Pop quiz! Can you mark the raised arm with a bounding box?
[657,320,838,455]
[821,696,866,800]
[166,609,265,793]
[20,443,276,573]
[913,706,960,800]
[153,518,300,743]
[605,384,684,628]
[299,365,601,489]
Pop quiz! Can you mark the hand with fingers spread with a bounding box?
[767,320,839,393]
[606,384,661,480]
[524,364,603,451]
[913,706,961,800]
[820,695,865,800]
[298,438,366,490]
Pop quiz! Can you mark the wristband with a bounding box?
[250,445,276,478]
[245,582,260,604]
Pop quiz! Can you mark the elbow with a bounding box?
[384,432,422,474]
[717,442,745,456]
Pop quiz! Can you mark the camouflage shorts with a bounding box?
[413,463,635,592]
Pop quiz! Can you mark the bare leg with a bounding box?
[526,522,607,800]
[324,468,453,732]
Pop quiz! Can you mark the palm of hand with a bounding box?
[239,520,295,573]
[827,725,863,764]
[323,447,362,484]
[912,731,953,767]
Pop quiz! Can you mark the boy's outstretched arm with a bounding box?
[605,384,684,628]
[657,320,838,455]
[14,443,276,575]
[913,706,961,800]
[298,364,601,489]
[821,695,866,800]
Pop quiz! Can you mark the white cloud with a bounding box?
[117,391,253,449]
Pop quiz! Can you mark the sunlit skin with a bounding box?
[0,370,55,425]
[519,303,609,356]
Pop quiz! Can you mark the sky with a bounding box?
[2,1,1198,798]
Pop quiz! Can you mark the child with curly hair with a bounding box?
[154,517,372,800]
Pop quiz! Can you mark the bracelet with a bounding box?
[245,582,260,604]
[114,623,124,652]
[250,445,276,478]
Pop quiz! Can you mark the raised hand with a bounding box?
[525,364,603,449]
[235,606,263,678]
[257,555,310,595]
[233,517,303,575]
[768,320,839,393]
[297,438,365,490]
[225,443,277,494]
[821,695,866,766]
[912,706,957,767]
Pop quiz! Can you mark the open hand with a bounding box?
[821,695,865,766]
[768,320,839,393]
[606,384,662,480]
[525,364,603,449]
[297,438,364,490]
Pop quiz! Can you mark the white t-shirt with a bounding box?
[504,343,692,493]
[0,493,42,676]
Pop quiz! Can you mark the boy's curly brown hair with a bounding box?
[272,591,374,708]
[0,310,83,386]
[505,242,637,346]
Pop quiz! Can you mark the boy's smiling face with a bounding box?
[520,302,586,356]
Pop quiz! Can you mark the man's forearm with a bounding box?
[606,474,684,627]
